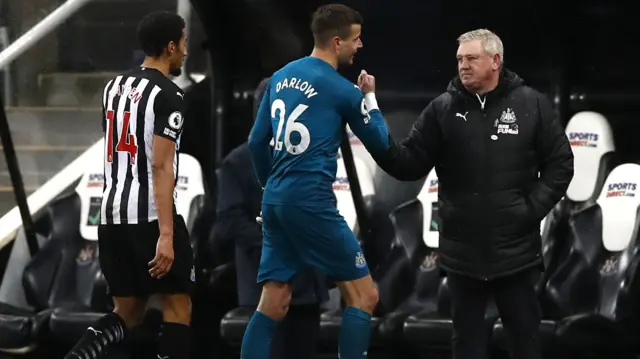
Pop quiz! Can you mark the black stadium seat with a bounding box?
[541,111,617,289]
[44,162,111,345]
[44,157,118,345]
[219,306,254,347]
[174,154,208,236]
[377,168,440,347]
[0,302,51,352]
[48,273,110,346]
[0,191,85,351]
[544,163,640,357]
[494,111,618,353]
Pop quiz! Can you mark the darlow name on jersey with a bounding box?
[275,77,318,99]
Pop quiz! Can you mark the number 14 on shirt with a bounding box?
[105,110,138,164]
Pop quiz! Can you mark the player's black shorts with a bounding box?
[98,214,194,297]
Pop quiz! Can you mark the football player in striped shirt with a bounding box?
[64,11,192,359]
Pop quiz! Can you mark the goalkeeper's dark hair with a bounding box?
[137,11,185,57]
[311,4,363,48]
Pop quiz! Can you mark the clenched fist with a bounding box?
[357,70,376,94]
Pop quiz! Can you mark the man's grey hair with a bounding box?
[457,29,504,64]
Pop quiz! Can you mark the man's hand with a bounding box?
[358,70,376,94]
[148,233,174,279]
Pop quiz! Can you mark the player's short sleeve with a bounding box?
[153,89,185,142]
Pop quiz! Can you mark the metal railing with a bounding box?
[0,0,96,71]
[0,0,98,257]
[0,27,10,106]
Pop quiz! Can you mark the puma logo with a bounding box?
[87,327,102,335]
[455,112,468,121]
[176,92,184,99]
[158,355,169,359]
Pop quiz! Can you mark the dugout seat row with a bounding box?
[394,161,640,357]
[489,111,621,353]
[311,111,622,355]
[392,111,634,356]
[539,111,618,294]
[0,152,206,353]
[379,112,639,357]
[540,162,640,356]
[218,111,640,357]
[0,190,87,353]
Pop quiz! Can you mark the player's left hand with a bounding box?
[149,233,174,279]
[357,70,376,94]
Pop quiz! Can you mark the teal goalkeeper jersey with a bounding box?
[248,56,390,206]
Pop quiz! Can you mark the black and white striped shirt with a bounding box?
[100,67,185,225]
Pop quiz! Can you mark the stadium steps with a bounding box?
[0,107,102,216]
[38,72,118,107]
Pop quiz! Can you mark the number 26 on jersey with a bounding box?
[105,110,138,164]
[270,99,310,155]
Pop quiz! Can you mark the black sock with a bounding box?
[126,310,163,359]
[64,312,126,359]
[157,322,192,359]
[127,324,159,359]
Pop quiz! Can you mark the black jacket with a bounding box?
[375,69,574,280]
[214,142,328,306]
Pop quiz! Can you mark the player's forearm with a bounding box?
[152,162,175,235]
[362,110,390,154]
[373,101,439,181]
[354,93,390,155]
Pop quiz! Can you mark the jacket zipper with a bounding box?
[476,93,490,281]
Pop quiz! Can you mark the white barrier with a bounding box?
[0,138,205,247]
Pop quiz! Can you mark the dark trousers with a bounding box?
[270,304,320,359]
[448,267,542,359]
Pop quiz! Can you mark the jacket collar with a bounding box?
[447,69,524,108]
